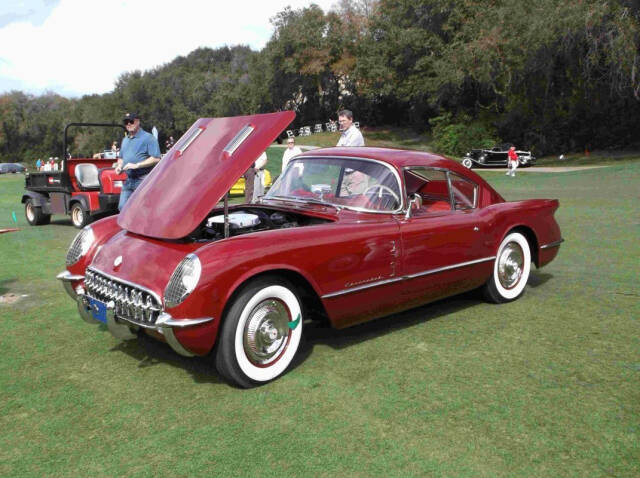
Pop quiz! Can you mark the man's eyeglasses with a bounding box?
[123,119,135,125]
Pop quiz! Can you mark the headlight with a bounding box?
[65,226,95,266]
[164,254,202,308]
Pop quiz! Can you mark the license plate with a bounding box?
[88,297,107,324]
[114,180,123,188]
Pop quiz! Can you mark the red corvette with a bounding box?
[57,112,563,387]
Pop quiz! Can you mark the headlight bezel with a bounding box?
[65,226,95,266]
[163,254,202,309]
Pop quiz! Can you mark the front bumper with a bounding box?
[57,270,213,357]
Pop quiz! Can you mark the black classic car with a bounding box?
[462,145,535,169]
[0,162,26,174]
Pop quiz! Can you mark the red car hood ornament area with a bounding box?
[118,111,295,240]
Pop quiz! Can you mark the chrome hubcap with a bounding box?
[498,242,524,289]
[243,299,290,365]
[73,208,83,225]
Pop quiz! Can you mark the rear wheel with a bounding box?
[216,276,303,388]
[24,199,51,225]
[70,203,90,228]
[483,232,531,303]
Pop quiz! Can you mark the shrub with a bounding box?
[430,114,499,156]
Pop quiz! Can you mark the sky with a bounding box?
[0,0,337,98]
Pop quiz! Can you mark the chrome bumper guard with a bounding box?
[57,270,213,357]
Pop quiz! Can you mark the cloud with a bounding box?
[0,0,336,97]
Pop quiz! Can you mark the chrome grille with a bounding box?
[84,268,162,326]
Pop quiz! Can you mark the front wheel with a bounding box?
[25,199,51,225]
[462,158,473,169]
[215,276,303,388]
[483,232,531,303]
[70,203,90,228]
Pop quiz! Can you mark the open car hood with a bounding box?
[118,111,295,239]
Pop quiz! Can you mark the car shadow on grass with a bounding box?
[101,270,553,387]
[107,330,225,385]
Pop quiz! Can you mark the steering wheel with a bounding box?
[364,184,400,204]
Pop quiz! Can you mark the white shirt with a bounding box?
[254,152,267,170]
[282,146,302,172]
[337,125,364,147]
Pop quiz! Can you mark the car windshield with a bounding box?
[265,157,402,212]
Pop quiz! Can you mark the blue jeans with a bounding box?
[118,175,146,211]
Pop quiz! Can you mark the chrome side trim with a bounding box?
[323,276,405,299]
[155,313,214,328]
[321,256,496,299]
[405,256,495,280]
[540,238,565,249]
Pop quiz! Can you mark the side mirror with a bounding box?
[405,194,423,219]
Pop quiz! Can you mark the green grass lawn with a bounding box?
[1,159,638,476]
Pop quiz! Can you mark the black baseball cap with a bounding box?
[123,112,140,122]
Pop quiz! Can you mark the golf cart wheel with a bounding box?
[71,203,90,229]
[25,199,51,226]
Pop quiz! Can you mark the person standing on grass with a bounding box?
[281,137,302,173]
[113,112,162,210]
[336,109,364,147]
[507,146,519,177]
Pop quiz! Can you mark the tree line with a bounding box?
[1,0,638,163]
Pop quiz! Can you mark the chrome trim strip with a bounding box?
[322,276,405,299]
[155,313,214,328]
[321,256,496,299]
[223,124,254,155]
[88,266,163,305]
[164,328,196,357]
[57,271,85,282]
[540,238,564,249]
[405,256,495,280]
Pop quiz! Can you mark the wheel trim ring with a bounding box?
[72,207,83,226]
[26,203,34,221]
[243,298,292,368]
[233,285,303,383]
[498,242,524,290]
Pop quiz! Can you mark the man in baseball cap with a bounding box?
[113,112,161,209]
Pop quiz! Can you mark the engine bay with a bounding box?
[189,206,331,242]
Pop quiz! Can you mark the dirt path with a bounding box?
[481,165,609,173]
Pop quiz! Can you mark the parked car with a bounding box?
[57,112,563,388]
[462,144,536,169]
[22,122,127,228]
[0,162,26,174]
[229,169,272,196]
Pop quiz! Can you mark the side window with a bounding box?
[404,167,452,213]
[449,172,477,210]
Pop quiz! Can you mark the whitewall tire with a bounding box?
[216,277,303,387]
[484,232,531,303]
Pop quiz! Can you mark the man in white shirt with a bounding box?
[336,109,364,147]
[281,137,302,173]
[253,151,268,202]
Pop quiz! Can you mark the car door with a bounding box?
[398,167,493,307]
